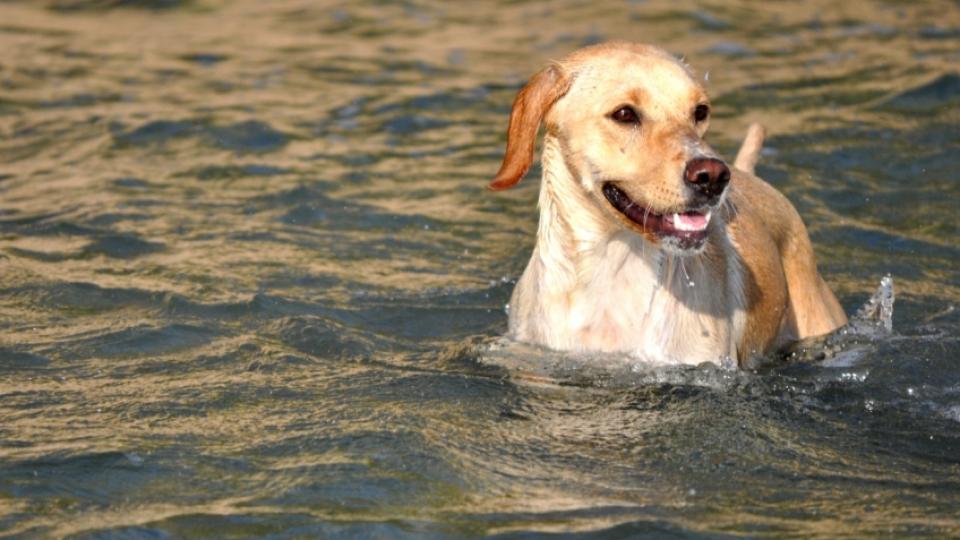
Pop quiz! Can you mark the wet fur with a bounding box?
[491,42,846,366]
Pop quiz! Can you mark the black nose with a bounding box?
[684,157,730,199]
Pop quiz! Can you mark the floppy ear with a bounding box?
[489,64,571,190]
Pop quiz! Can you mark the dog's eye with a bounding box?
[694,104,710,123]
[610,106,640,125]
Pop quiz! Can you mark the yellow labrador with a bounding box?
[490,42,846,366]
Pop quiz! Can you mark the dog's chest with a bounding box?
[556,249,737,363]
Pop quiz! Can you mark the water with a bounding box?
[1,1,958,538]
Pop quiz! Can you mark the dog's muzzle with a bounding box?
[602,182,716,251]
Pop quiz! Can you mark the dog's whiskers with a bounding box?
[679,257,695,288]
[642,206,652,258]
[721,197,734,218]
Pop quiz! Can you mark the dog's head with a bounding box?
[491,42,730,253]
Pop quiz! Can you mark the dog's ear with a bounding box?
[489,64,571,190]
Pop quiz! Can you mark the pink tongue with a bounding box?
[675,212,707,229]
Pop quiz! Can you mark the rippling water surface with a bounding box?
[1,1,959,538]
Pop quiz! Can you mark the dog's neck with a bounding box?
[535,133,661,293]
[508,134,743,364]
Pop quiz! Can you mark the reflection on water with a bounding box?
[1,0,959,538]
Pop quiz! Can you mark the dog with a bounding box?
[489,41,847,366]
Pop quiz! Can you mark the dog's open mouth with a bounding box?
[602,182,712,250]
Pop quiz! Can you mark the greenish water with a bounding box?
[1,1,958,538]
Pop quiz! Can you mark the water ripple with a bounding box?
[1,1,958,538]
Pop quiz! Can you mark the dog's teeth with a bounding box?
[671,211,709,232]
[705,211,712,224]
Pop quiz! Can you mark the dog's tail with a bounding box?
[734,123,765,175]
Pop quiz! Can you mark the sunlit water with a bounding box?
[1,1,959,538]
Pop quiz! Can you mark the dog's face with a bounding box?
[491,43,730,253]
